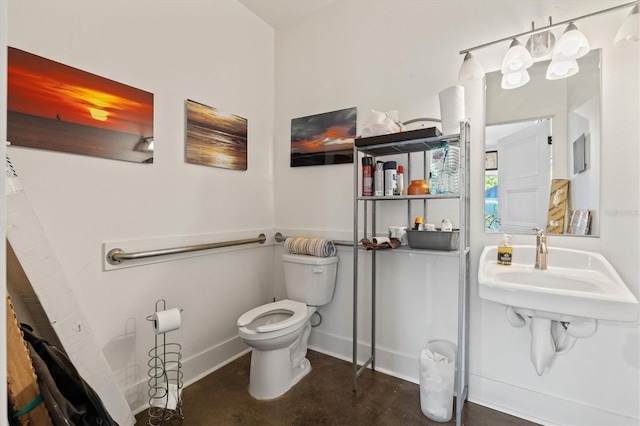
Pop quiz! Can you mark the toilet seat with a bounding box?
[237,299,308,333]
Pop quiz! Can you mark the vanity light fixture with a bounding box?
[553,22,590,61]
[614,4,639,47]
[458,52,485,84]
[458,0,639,86]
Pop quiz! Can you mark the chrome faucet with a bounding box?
[534,228,548,270]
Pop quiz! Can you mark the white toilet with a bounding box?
[237,253,339,399]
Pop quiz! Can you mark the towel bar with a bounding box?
[274,232,352,247]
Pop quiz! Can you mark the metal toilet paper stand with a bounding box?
[146,299,184,425]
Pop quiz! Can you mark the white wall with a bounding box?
[274,1,639,425]
[6,0,275,414]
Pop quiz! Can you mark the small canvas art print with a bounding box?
[186,99,247,170]
[291,107,356,167]
[573,133,587,174]
[7,47,154,163]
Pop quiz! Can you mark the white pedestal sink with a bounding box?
[478,245,638,375]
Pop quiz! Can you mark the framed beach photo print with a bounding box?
[7,47,154,163]
[185,99,248,170]
[290,107,356,167]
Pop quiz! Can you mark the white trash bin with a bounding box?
[418,339,456,422]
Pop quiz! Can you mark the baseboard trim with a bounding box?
[308,329,419,385]
[181,336,250,387]
[467,374,639,426]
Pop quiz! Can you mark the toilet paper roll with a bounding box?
[439,85,465,135]
[152,308,181,334]
[150,383,182,410]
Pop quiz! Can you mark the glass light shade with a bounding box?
[614,5,639,48]
[546,59,579,80]
[458,52,485,84]
[501,69,530,89]
[554,23,590,60]
[501,39,533,73]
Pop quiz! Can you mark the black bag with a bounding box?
[20,324,118,426]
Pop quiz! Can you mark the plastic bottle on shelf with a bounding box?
[431,143,459,194]
[374,161,384,196]
[445,146,460,194]
[430,143,448,194]
[396,165,404,195]
[362,156,373,196]
[383,161,397,196]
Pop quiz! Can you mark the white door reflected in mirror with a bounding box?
[497,120,551,234]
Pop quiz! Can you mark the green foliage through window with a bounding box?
[485,175,498,190]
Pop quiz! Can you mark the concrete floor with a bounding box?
[135,350,538,425]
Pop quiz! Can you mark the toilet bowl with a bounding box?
[237,253,338,400]
[238,299,316,399]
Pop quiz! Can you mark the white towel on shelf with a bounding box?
[284,237,336,257]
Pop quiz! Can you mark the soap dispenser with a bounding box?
[497,234,513,265]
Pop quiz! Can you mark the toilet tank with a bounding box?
[282,254,339,306]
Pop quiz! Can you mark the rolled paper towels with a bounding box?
[152,308,181,334]
[372,236,390,244]
[439,85,465,135]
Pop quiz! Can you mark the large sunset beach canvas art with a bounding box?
[185,99,248,170]
[7,47,154,163]
[290,107,356,167]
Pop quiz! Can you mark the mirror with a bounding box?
[484,49,601,236]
